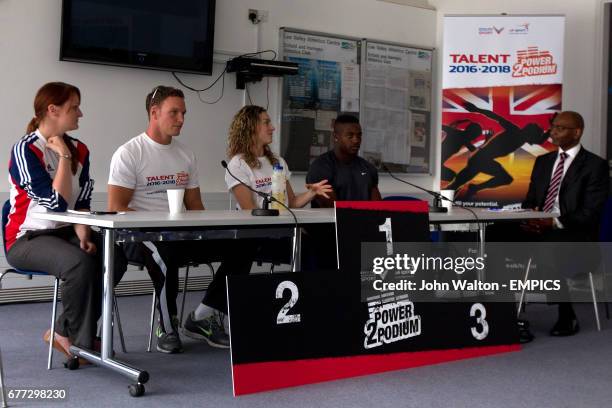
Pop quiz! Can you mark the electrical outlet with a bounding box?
[248,9,268,24]
[258,10,269,22]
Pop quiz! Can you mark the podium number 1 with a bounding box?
[276,281,301,324]
[379,218,393,255]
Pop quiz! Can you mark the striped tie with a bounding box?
[543,152,568,212]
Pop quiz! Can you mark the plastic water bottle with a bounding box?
[271,163,286,210]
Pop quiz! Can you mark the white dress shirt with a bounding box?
[550,143,581,228]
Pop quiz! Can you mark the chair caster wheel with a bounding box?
[128,383,145,397]
[64,357,79,370]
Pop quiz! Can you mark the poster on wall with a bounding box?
[362,41,433,173]
[280,29,361,171]
[441,15,565,207]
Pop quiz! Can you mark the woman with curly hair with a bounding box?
[225,105,331,209]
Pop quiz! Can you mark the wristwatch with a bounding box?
[59,153,72,160]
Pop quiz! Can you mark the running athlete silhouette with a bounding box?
[446,102,552,199]
[441,119,482,182]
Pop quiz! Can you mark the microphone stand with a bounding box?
[381,164,448,213]
[221,160,302,271]
[221,160,279,216]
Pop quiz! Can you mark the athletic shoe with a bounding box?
[156,327,184,354]
[182,312,230,349]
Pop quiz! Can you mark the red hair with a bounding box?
[26,82,81,174]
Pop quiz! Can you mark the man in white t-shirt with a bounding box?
[108,86,252,353]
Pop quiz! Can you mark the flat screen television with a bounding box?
[60,0,216,75]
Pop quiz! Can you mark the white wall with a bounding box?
[0,0,436,198]
[1,0,608,200]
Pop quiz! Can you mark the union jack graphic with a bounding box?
[441,84,562,204]
[442,84,561,156]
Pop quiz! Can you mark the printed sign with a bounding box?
[441,15,565,207]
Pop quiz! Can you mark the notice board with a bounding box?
[279,28,434,174]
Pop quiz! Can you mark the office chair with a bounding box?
[597,197,612,320]
[565,197,612,329]
[229,191,292,273]
[383,195,420,201]
[1,200,125,368]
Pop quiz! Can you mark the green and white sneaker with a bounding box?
[182,312,230,349]
[156,326,184,354]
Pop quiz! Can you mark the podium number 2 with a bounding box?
[470,303,489,340]
[379,217,393,255]
[276,281,301,324]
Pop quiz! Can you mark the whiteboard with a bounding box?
[279,28,435,174]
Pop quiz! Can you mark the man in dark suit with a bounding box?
[521,111,609,336]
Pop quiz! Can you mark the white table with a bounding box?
[32,209,335,395]
[32,207,553,395]
[429,207,556,249]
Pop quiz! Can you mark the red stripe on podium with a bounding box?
[335,200,429,213]
[232,344,520,395]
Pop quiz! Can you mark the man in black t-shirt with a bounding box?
[304,115,381,270]
[306,115,381,207]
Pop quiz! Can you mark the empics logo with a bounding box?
[512,47,557,77]
[363,299,421,349]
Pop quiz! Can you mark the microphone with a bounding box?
[221,159,302,271]
[381,164,449,213]
[221,160,279,216]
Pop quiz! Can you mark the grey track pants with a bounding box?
[7,226,126,349]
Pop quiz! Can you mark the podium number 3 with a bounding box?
[276,281,301,324]
[470,303,489,340]
[379,218,393,255]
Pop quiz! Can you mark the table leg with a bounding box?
[101,228,115,360]
[292,227,302,272]
[69,228,149,386]
[478,222,486,281]
[0,347,7,408]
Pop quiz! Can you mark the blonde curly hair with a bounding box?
[227,105,278,169]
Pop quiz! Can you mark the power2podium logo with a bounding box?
[363,298,421,349]
[512,47,557,77]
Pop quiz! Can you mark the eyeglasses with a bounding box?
[550,125,578,131]
[151,87,160,102]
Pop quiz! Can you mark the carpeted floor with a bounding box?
[1,293,611,408]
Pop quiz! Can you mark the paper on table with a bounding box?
[67,210,88,215]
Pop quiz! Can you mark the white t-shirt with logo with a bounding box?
[108,132,199,211]
[225,154,291,209]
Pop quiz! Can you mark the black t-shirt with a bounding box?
[306,150,378,207]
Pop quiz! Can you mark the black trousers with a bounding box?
[123,239,256,333]
[7,226,127,349]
